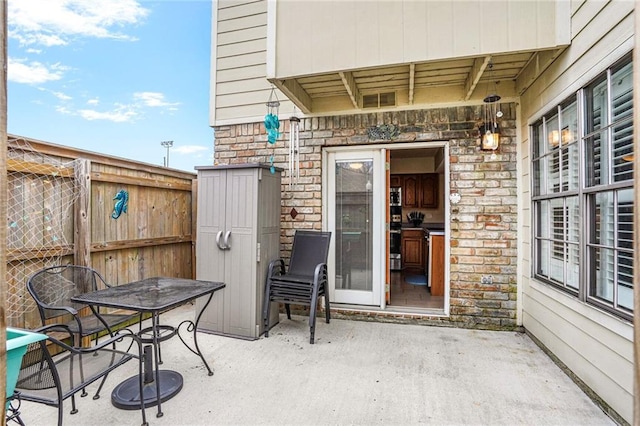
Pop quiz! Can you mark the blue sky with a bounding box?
[7,0,213,173]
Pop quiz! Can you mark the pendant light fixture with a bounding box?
[479,62,501,151]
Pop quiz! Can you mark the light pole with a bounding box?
[161,140,173,167]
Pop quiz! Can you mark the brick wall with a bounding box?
[213,103,518,330]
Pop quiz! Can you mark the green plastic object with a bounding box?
[6,327,47,406]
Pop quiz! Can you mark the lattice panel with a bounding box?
[6,137,81,326]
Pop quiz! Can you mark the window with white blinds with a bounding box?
[531,54,633,320]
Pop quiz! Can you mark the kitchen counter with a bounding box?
[401,223,445,232]
[399,224,445,275]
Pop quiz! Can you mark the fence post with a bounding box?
[75,159,91,267]
[191,178,198,279]
[1,0,9,409]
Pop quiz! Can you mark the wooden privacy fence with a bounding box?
[6,135,199,329]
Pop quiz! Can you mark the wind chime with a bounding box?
[479,62,502,152]
[288,109,300,188]
[264,87,280,173]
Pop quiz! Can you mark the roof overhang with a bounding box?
[270,49,565,115]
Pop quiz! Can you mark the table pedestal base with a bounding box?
[111,370,183,410]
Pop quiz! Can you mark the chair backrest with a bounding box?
[15,325,137,408]
[27,265,105,320]
[15,337,59,393]
[287,231,332,277]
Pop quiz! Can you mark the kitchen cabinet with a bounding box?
[402,175,419,208]
[392,173,438,209]
[390,175,401,188]
[401,229,424,271]
[429,233,445,296]
[420,174,438,208]
[195,164,281,339]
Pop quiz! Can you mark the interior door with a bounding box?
[327,150,383,306]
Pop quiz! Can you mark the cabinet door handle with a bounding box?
[223,231,232,250]
[215,231,224,250]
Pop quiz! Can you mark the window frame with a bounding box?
[530,53,633,321]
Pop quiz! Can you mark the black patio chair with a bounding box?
[11,324,146,426]
[27,265,140,350]
[263,230,332,344]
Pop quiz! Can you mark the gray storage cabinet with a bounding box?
[195,164,281,339]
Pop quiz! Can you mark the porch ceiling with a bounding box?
[272,49,564,114]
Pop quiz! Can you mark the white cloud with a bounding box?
[76,104,138,122]
[51,91,72,101]
[173,145,209,155]
[134,92,180,108]
[8,58,66,84]
[8,0,149,47]
[35,86,72,102]
[12,33,67,47]
[55,105,71,114]
[51,90,181,124]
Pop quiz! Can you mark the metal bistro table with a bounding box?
[71,277,225,418]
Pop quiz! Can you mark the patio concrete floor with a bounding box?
[17,304,616,426]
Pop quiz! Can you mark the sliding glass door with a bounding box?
[327,150,383,306]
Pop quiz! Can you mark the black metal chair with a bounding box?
[27,265,140,349]
[263,230,332,344]
[11,324,147,426]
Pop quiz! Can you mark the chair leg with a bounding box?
[324,284,331,324]
[263,279,272,338]
[93,373,109,400]
[57,404,63,426]
[309,301,317,345]
[309,306,316,344]
[14,413,26,426]
[70,394,78,415]
[264,299,271,338]
[71,336,88,398]
[285,303,291,320]
[6,392,26,426]
[309,285,320,344]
